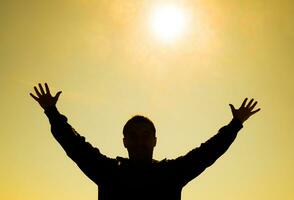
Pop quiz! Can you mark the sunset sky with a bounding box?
[0,0,293,200]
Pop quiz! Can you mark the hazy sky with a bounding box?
[0,0,293,200]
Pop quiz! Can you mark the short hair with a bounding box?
[123,115,156,137]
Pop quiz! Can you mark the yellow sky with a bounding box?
[0,0,293,199]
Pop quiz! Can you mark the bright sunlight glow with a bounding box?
[150,4,187,43]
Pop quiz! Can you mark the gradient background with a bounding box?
[1,0,293,199]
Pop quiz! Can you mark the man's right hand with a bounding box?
[229,98,260,124]
[30,83,62,110]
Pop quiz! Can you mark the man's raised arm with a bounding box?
[30,83,115,184]
[168,98,260,186]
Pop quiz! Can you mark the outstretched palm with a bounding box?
[30,83,62,110]
[229,98,260,124]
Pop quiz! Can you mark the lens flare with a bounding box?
[150,4,187,43]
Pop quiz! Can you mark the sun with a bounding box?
[150,4,188,43]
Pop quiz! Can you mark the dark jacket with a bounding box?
[45,106,243,200]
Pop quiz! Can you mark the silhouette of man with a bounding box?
[30,83,260,200]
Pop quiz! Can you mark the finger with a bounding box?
[45,83,51,95]
[249,101,257,111]
[30,93,39,101]
[54,91,62,100]
[250,108,261,115]
[229,104,235,112]
[38,83,45,95]
[246,98,254,108]
[34,86,42,97]
[241,98,248,108]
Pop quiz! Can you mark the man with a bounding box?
[30,83,260,200]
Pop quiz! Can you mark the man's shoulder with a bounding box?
[115,156,171,167]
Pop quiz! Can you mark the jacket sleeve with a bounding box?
[168,118,243,187]
[44,106,116,184]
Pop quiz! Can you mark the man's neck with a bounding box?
[128,155,153,166]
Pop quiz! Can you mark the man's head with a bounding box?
[123,115,157,163]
